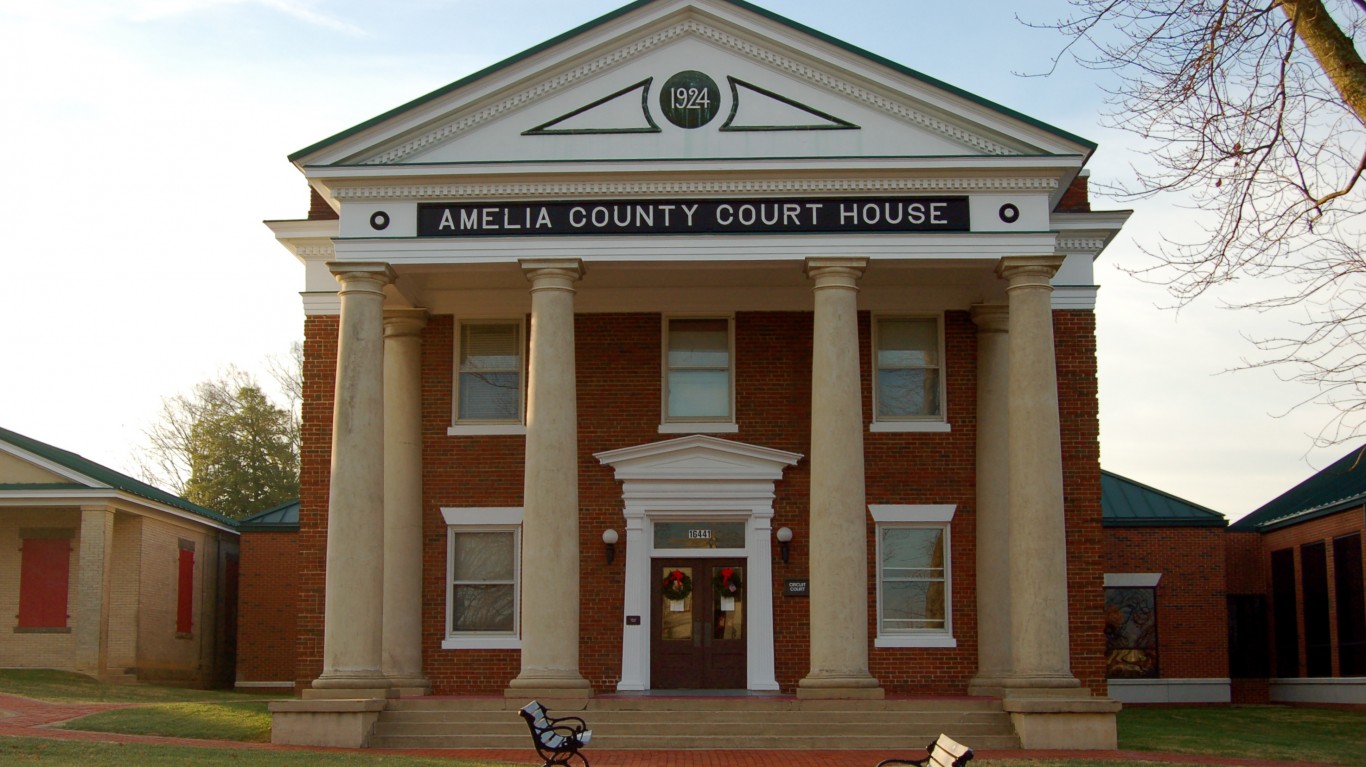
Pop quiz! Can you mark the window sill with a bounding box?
[442,635,521,650]
[869,421,951,433]
[875,635,957,649]
[448,424,527,437]
[13,626,71,634]
[658,422,739,434]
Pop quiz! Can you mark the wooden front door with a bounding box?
[651,559,747,689]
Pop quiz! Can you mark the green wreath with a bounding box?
[713,567,743,597]
[662,569,693,601]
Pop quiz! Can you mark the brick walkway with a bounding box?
[0,692,1343,766]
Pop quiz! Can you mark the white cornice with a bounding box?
[325,175,1059,202]
[361,20,1018,166]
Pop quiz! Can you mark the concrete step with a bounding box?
[377,711,1011,728]
[369,696,1021,751]
[367,732,1023,751]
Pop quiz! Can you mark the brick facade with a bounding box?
[1103,526,1230,680]
[236,530,299,685]
[284,305,1108,695]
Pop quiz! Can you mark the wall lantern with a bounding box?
[775,526,793,564]
[602,529,619,564]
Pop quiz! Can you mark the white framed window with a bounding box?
[870,316,949,433]
[871,505,956,648]
[451,320,526,436]
[442,507,522,649]
[660,316,737,433]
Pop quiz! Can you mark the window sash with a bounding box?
[448,527,520,636]
[665,318,733,422]
[874,317,943,420]
[457,321,523,423]
[877,525,949,635]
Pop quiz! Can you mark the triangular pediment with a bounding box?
[596,434,802,481]
[0,449,82,486]
[293,0,1092,170]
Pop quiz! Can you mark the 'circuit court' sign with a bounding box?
[416,197,968,237]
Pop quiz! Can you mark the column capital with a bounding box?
[996,255,1065,287]
[328,261,396,293]
[970,304,1010,334]
[804,258,867,289]
[521,259,584,293]
[383,308,430,339]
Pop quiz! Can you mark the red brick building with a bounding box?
[1099,470,1231,703]
[262,0,1130,748]
[1227,446,1366,705]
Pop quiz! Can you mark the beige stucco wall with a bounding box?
[0,453,68,484]
[0,509,81,670]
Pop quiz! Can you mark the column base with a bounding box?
[1002,690,1121,750]
[999,673,1082,691]
[796,673,885,700]
[308,670,396,700]
[506,670,593,708]
[967,674,1010,698]
[384,675,431,698]
[270,699,387,748]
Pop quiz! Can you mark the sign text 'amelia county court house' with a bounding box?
[415,197,971,236]
[265,0,1133,752]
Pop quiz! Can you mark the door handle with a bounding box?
[693,619,702,647]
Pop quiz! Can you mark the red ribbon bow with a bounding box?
[721,567,736,592]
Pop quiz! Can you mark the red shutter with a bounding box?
[176,547,195,634]
[19,538,70,628]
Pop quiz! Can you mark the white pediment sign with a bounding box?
[294,0,1092,169]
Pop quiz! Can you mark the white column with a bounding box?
[798,257,883,699]
[311,262,393,695]
[746,510,779,691]
[617,509,649,691]
[74,506,114,678]
[997,256,1079,690]
[507,259,591,697]
[969,304,1012,694]
[382,308,429,693]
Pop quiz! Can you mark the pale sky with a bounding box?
[0,0,1354,521]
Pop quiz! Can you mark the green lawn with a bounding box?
[1116,705,1366,765]
[54,701,274,742]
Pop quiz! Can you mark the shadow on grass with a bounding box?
[0,669,285,705]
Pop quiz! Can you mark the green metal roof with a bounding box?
[0,425,237,529]
[237,499,300,532]
[291,0,1095,163]
[1231,445,1366,532]
[1101,470,1227,528]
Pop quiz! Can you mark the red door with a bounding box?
[651,559,747,689]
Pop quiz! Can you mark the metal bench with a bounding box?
[876,733,974,767]
[519,700,592,767]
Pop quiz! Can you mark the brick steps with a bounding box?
[368,696,1019,750]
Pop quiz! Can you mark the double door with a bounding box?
[650,558,746,689]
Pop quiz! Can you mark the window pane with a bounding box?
[452,584,515,632]
[668,319,729,368]
[452,531,515,581]
[877,369,940,418]
[668,370,730,418]
[461,324,519,371]
[882,581,945,632]
[883,528,944,572]
[459,372,520,420]
[877,319,938,368]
